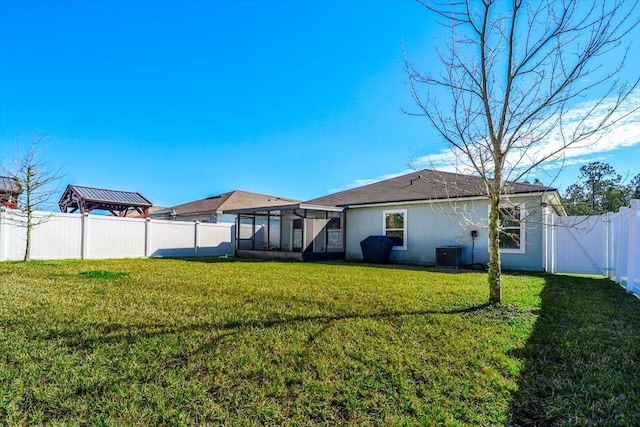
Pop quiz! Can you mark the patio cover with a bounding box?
[223,202,345,216]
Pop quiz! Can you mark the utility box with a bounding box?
[436,246,463,269]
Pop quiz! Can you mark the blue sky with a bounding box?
[1,0,639,209]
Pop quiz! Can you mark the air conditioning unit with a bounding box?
[436,246,463,269]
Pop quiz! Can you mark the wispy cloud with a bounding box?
[328,171,412,193]
[337,89,640,192]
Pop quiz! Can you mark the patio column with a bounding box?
[342,209,347,254]
[252,214,256,250]
[267,211,271,252]
[235,215,240,254]
[302,209,307,256]
[325,210,328,253]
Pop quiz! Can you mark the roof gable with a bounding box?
[159,190,299,216]
[306,169,557,207]
[66,185,152,206]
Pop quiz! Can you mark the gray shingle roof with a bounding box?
[68,185,152,206]
[0,176,22,194]
[306,169,557,207]
[158,190,298,216]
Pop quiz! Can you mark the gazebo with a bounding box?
[58,184,153,218]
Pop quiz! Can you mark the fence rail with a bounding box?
[0,208,240,261]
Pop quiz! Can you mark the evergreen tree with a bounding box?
[562,162,635,215]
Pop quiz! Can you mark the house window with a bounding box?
[327,215,342,248]
[498,204,526,253]
[383,209,407,250]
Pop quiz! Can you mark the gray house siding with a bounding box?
[345,195,547,271]
[500,198,545,271]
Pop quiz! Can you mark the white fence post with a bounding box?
[605,211,611,278]
[550,212,556,274]
[194,221,200,257]
[81,213,89,259]
[626,200,639,295]
[609,210,619,280]
[145,218,152,258]
[0,207,6,261]
[614,207,630,285]
[543,209,550,273]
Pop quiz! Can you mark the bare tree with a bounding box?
[4,134,63,261]
[404,0,640,303]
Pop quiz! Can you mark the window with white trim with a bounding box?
[498,204,526,253]
[383,209,407,250]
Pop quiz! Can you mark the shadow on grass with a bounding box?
[29,302,498,412]
[508,274,640,426]
[39,303,492,353]
[164,256,483,274]
[318,260,477,273]
[149,256,244,264]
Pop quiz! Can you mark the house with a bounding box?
[117,206,166,218]
[58,185,153,218]
[150,190,298,223]
[151,190,300,251]
[225,169,566,270]
[0,176,22,209]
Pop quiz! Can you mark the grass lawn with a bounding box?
[1,259,638,426]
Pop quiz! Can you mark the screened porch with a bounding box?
[224,203,346,261]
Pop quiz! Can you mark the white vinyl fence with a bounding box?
[0,208,256,261]
[544,200,640,296]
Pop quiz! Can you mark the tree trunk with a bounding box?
[487,194,502,303]
[24,225,31,261]
[24,209,32,262]
[24,179,32,262]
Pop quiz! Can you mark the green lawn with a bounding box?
[1,259,638,426]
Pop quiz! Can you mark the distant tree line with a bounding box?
[562,162,640,216]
